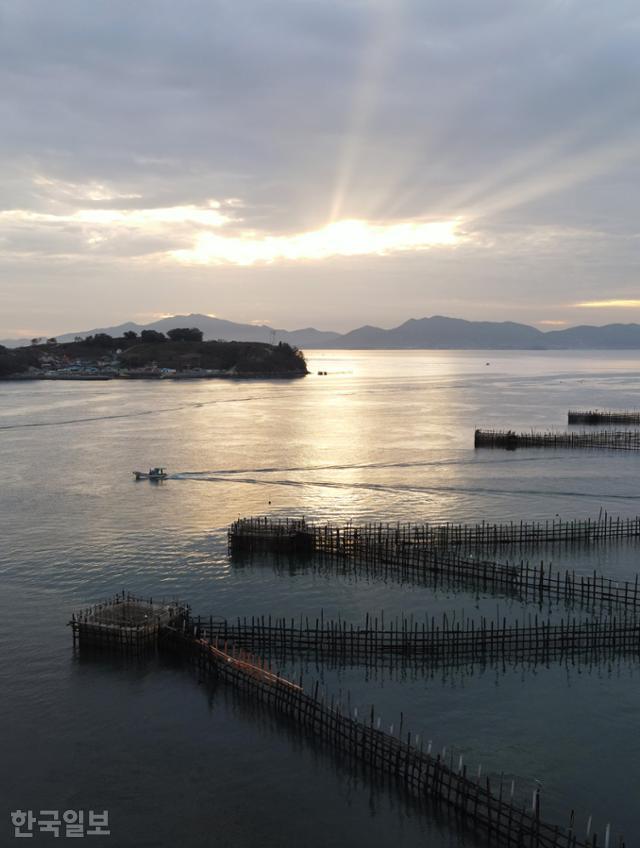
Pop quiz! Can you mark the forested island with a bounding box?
[0,327,308,380]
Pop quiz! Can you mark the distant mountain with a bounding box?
[0,314,341,349]
[4,313,640,350]
[336,316,546,349]
[542,323,640,349]
[144,314,342,347]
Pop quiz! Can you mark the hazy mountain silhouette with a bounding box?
[1,314,341,348]
[541,323,640,349]
[335,316,545,348]
[4,313,640,349]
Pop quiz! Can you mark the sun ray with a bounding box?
[328,0,406,224]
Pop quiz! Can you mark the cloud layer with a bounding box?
[1,0,639,335]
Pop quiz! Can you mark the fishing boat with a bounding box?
[133,467,168,481]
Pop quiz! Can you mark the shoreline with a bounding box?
[3,371,307,382]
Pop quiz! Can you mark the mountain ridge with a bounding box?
[4,313,640,350]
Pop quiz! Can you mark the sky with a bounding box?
[1,0,640,338]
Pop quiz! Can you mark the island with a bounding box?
[0,327,308,380]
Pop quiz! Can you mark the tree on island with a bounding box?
[140,329,166,343]
[85,333,115,347]
[167,327,203,342]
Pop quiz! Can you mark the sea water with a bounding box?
[2,350,640,846]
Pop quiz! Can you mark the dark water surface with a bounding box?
[2,350,640,846]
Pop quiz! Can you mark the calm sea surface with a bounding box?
[2,350,640,846]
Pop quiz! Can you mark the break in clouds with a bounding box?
[1,0,639,335]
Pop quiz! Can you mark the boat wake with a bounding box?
[172,453,581,478]
[0,392,299,430]
[170,472,640,502]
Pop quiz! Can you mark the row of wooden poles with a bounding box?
[407,514,640,548]
[474,428,640,451]
[220,514,640,843]
[74,507,638,846]
[70,593,627,840]
[194,612,640,666]
[229,517,640,613]
[230,513,640,550]
[160,622,620,848]
[568,410,640,426]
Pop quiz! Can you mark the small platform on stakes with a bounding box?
[69,592,188,651]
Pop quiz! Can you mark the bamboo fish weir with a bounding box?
[228,516,640,612]
[71,595,624,848]
[568,410,640,426]
[69,506,640,848]
[229,513,640,551]
[198,610,640,667]
[474,428,640,451]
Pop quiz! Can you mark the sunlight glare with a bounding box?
[169,218,461,266]
[575,299,640,308]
